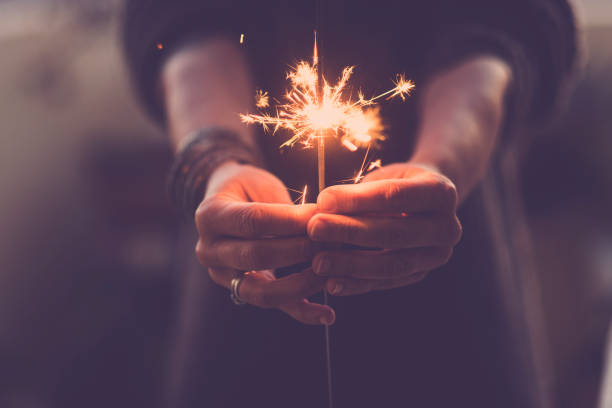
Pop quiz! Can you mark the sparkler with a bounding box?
[240,38,414,151]
[255,89,269,109]
[241,31,413,408]
[351,145,383,184]
[289,185,309,205]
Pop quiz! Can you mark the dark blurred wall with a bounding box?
[0,2,180,407]
[521,25,612,408]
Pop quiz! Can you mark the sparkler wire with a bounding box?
[241,5,412,404]
[314,2,334,403]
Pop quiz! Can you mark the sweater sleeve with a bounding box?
[122,0,579,131]
[121,0,263,124]
[418,0,578,131]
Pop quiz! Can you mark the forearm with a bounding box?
[162,38,265,216]
[410,56,512,203]
[161,37,255,151]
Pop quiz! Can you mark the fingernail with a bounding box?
[315,256,331,275]
[308,218,324,240]
[328,281,343,295]
[317,191,336,213]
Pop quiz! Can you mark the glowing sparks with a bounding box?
[156,43,163,50]
[352,158,382,183]
[342,139,358,152]
[389,74,414,101]
[289,186,309,204]
[240,33,245,44]
[255,90,269,108]
[351,146,383,184]
[300,185,308,205]
[241,34,413,151]
[367,159,382,172]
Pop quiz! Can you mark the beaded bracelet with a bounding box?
[166,128,263,219]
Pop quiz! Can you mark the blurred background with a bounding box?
[0,0,610,407]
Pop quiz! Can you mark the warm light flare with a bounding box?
[389,74,414,101]
[255,90,269,108]
[240,34,413,151]
[342,139,358,152]
[367,159,382,171]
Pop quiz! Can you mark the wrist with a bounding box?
[167,128,263,219]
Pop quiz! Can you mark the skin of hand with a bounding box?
[163,39,334,325]
[308,163,462,296]
[195,160,335,325]
[307,56,512,295]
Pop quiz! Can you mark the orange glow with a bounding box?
[342,139,358,152]
[156,43,163,50]
[367,159,382,171]
[388,74,414,101]
[255,90,269,108]
[240,33,413,151]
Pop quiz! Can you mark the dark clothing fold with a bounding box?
[123,0,577,129]
[122,1,578,407]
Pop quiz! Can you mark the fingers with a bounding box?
[208,267,333,325]
[242,269,327,307]
[197,237,313,270]
[324,272,428,296]
[279,299,335,325]
[196,198,317,239]
[207,267,326,308]
[312,247,453,279]
[308,213,462,249]
[317,177,457,215]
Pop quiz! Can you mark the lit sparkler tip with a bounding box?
[239,33,245,44]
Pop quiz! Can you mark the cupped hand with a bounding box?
[195,161,334,325]
[308,163,462,296]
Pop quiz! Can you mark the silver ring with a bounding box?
[230,276,246,305]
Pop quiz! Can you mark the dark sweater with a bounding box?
[122,2,577,408]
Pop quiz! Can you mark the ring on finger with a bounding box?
[230,274,247,305]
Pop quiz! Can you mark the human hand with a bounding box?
[308,163,462,296]
[195,162,335,325]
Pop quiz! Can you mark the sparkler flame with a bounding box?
[240,34,414,151]
[255,89,269,108]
